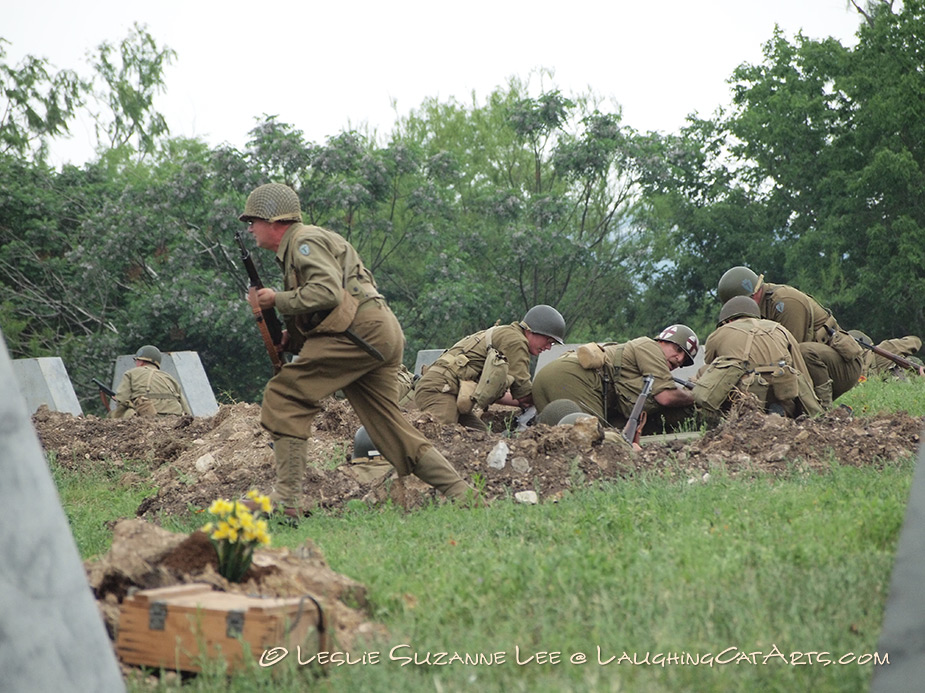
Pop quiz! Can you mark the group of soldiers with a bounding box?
[413,265,923,445]
[111,182,922,517]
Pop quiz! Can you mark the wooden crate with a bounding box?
[115,583,326,672]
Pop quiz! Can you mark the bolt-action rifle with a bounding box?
[92,378,116,410]
[852,335,924,376]
[622,374,654,444]
[234,229,286,374]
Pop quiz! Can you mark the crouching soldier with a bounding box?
[693,296,822,419]
[110,345,191,419]
[413,305,566,430]
[532,324,700,435]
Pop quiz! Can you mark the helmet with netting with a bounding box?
[239,183,302,223]
[521,305,566,344]
[134,345,163,367]
[718,296,761,326]
[717,266,764,304]
[655,324,699,366]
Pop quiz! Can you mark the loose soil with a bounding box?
[35,398,923,516]
[32,397,923,677]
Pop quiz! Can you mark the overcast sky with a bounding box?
[5,1,863,167]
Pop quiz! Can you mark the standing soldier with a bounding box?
[717,266,863,409]
[238,183,471,516]
[531,324,699,434]
[413,305,566,430]
[110,345,191,419]
[693,296,822,418]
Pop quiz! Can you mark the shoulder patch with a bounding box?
[298,243,311,256]
[774,301,785,314]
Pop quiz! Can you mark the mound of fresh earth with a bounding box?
[33,397,924,517]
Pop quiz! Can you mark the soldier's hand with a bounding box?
[256,287,276,310]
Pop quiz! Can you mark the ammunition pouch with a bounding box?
[131,396,157,417]
[755,363,800,400]
[456,380,478,414]
[692,357,748,413]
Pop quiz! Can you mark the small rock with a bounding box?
[487,441,510,469]
[511,456,531,473]
[194,453,215,473]
[514,490,538,504]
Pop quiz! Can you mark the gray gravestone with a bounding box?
[11,357,83,415]
[0,336,125,692]
[413,349,445,376]
[870,433,925,692]
[112,350,218,417]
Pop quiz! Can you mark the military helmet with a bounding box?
[717,266,764,304]
[655,324,699,367]
[718,296,761,326]
[557,411,599,426]
[536,399,583,426]
[134,344,162,367]
[848,329,873,347]
[522,304,566,344]
[352,426,381,460]
[239,183,302,223]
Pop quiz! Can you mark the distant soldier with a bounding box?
[413,305,566,431]
[848,330,924,379]
[717,266,863,408]
[110,345,191,419]
[693,297,822,418]
[531,324,699,434]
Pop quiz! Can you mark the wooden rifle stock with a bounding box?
[853,336,923,374]
[622,374,655,444]
[235,230,286,373]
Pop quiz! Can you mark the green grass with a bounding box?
[52,377,923,692]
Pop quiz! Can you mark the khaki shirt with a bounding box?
[758,283,832,343]
[429,322,533,399]
[274,223,381,343]
[702,317,811,374]
[606,337,675,417]
[111,364,190,418]
[862,336,923,376]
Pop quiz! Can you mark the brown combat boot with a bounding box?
[413,448,475,501]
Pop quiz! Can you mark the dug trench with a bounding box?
[32,398,922,676]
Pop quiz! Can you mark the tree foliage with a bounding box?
[7,4,925,414]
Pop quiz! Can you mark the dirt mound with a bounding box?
[33,398,924,517]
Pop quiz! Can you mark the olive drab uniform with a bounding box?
[260,222,469,505]
[694,317,822,418]
[110,364,190,419]
[757,283,863,408]
[862,336,923,378]
[413,323,533,430]
[532,337,692,433]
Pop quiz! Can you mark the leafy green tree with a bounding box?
[0,38,84,161]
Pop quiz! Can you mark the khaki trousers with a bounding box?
[260,302,466,495]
